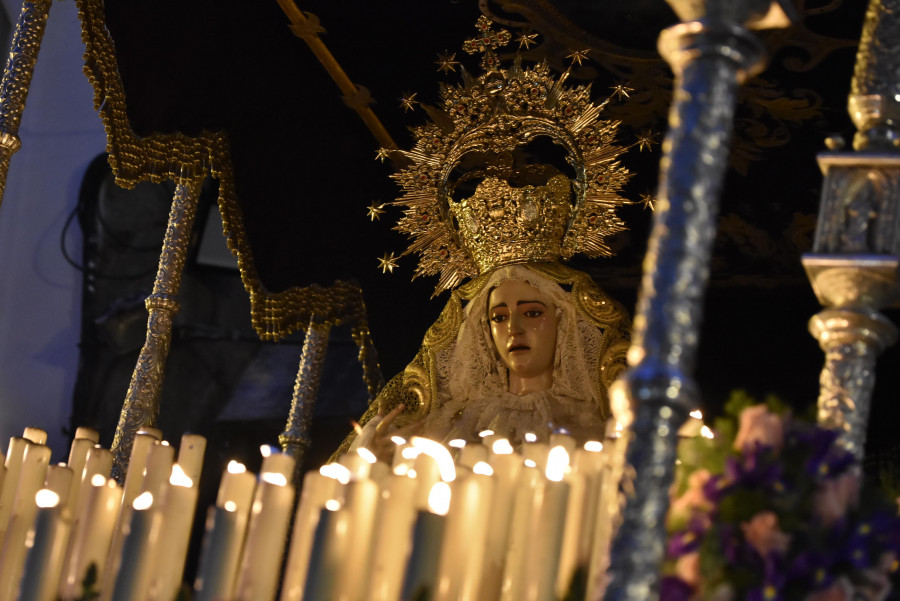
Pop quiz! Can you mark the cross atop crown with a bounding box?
[462,16,511,71]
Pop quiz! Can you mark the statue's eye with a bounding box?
[524,310,543,318]
[491,314,507,323]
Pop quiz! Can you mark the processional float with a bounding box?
[0,0,896,599]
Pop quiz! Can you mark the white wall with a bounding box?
[0,0,107,458]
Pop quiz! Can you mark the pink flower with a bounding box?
[740,511,791,557]
[812,471,860,526]
[733,405,784,452]
[670,469,712,518]
[674,552,701,587]
[804,578,853,601]
[855,552,896,601]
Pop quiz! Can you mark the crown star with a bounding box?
[639,192,656,211]
[435,52,460,73]
[610,82,634,100]
[516,33,538,50]
[637,129,659,152]
[566,49,590,66]
[367,201,386,221]
[375,148,391,162]
[378,252,398,274]
[399,92,419,112]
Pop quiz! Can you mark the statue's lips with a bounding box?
[508,344,530,353]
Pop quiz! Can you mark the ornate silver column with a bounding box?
[0,0,52,208]
[802,0,900,461]
[603,2,792,600]
[279,315,332,480]
[110,174,202,481]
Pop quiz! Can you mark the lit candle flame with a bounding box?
[411,437,456,482]
[170,464,193,488]
[478,430,495,438]
[472,461,493,476]
[133,492,153,511]
[319,463,351,484]
[447,439,466,449]
[227,460,246,474]
[401,446,423,460]
[491,438,514,455]
[223,500,237,512]
[394,464,410,477]
[545,446,569,482]
[357,448,377,464]
[584,440,603,452]
[325,498,342,511]
[524,433,538,443]
[524,459,537,468]
[427,481,451,516]
[90,474,106,487]
[35,489,60,509]
[390,435,407,445]
[690,410,703,419]
[259,445,275,458]
[261,472,288,487]
[700,425,715,439]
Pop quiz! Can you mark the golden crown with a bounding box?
[380,16,640,293]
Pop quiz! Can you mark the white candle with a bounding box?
[43,464,74,508]
[333,477,380,601]
[64,439,95,517]
[73,427,100,443]
[137,427,163,441]
[110,492,161,601]
[233,471,295,601]
[586,436,627,601]
[72,446,112,520]
[101,432,159,598]
[59,476,121,600]
[500,462,541,601]
[280,471,338,601]
[140,442,175,500]
[479,452,522,600]
[302,506,351,601]
[434,472,494,601]
[193,505,238,601]
[0,442,51,600]
[22,427,47,445]
[176,434,206,483]
[119,433,159,518]
[260,447,296,482]
[555,464,586,598]
[365,474,417,601]
[401,482,450,601]
[522,446,571,601]
[0,437,30,534]
[194,461,256,601]
[148,464,199,601]
[19,489,71,601]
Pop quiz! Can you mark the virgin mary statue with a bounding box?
[337,17,638,454]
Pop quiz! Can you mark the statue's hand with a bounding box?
[368,402,407,464]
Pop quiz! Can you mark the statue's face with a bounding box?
[488,279,559,384]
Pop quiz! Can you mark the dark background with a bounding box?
[68,0,900,484]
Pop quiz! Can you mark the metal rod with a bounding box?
[0,0,52,209]
[110,174,202,482]
[602,1,789,598]
[280,315,332,482]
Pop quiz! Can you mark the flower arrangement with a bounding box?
[664,392,900,601]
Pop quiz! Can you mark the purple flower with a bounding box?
[660,576,695,601]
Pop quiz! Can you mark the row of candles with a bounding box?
[0,416,706,601]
